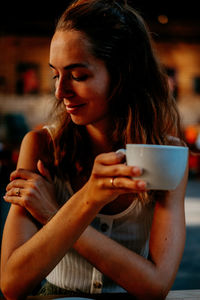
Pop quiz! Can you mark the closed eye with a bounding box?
[71,74,88,82]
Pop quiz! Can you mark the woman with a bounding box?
[1,0,188,299]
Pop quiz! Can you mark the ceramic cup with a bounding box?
[117,144,188,190]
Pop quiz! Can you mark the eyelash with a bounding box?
[52,74,88,82]
[71,74,88,81]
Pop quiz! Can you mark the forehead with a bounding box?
[50,30,93,65]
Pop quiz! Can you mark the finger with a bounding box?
[37,160,52,182]
[111,177,147,191]
[95,152,125,166]
[3,195,25,208]
[5,187,24,197]
[10,168,38,181]
[3,194,23,205]
[93,163,143,178]
[4,186,25,204]
[6,179,27,191]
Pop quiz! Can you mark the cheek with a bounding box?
[74,69,110,102]
[91,74,111,99]
[77,82,109,101]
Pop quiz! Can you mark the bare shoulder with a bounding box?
[17,127,54,171]
[21,127,52,148]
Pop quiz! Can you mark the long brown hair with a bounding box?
[49,0,182,181]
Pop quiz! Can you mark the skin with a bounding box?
[1,30,188,300]
[50,30,111,129]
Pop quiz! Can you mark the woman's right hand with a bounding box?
[83,151,146,207]
[4,160,59,225]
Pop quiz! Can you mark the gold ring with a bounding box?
[16,188,21,197]
[110,177,115,188]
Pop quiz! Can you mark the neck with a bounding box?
[86,123,113,155]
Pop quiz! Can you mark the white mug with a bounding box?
[117,144,188,190]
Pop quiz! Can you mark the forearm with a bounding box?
[74,167,187,299]
[1,186,103,300]
[74,226,167,300]
[74,186,186,299]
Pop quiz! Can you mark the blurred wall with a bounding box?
[156,41,200,97]
[0,34,200,132]
[0,36,52,94]
[0,35,200,98]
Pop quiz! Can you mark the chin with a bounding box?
[70,116,89,126]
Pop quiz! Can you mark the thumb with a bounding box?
[37,160,52,182]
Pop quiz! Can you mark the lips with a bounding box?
[64,102,86,114]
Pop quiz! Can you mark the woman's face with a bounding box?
[49,30,111,130]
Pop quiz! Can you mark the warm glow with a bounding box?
[158,14,169,24]
[185,126,198,144]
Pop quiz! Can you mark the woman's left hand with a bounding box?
[4,160,59,225]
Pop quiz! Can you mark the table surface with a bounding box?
[166,289,200,299]
[1,290,200,299]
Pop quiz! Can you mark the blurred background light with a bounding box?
[158,14,169,24]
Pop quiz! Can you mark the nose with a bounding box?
[55,77,75,100]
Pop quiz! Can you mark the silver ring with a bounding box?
[110,177,115,188]
[16,188,21,197]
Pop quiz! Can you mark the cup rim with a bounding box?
[126,144,188,150]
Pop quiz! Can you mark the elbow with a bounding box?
[145,285,169,300]
[143,281,170,300]
[1,281,16,300]
[131,288,169,300]
[1,286,26,300]
[148,274,173,300]
[1,281,14,300]
[127,279,170,300]
[1,273,27,300]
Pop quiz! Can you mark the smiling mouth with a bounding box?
[65,103,86,113]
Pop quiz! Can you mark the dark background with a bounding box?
[0,0,200,37]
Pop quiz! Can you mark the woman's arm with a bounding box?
[2,129,187,299]
[0,130,58,298]
[1,130,101,299]
[73,163,188,299]
[1,131,146,300]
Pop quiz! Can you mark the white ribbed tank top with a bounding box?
[44,126,155,294]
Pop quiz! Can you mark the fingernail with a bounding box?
[116,149,126,155]
[132,167,142,176]
[137,181,146,189]
[116,151,125,157]
[116,152,125,162]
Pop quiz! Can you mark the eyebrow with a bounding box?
[49,63,89,70]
